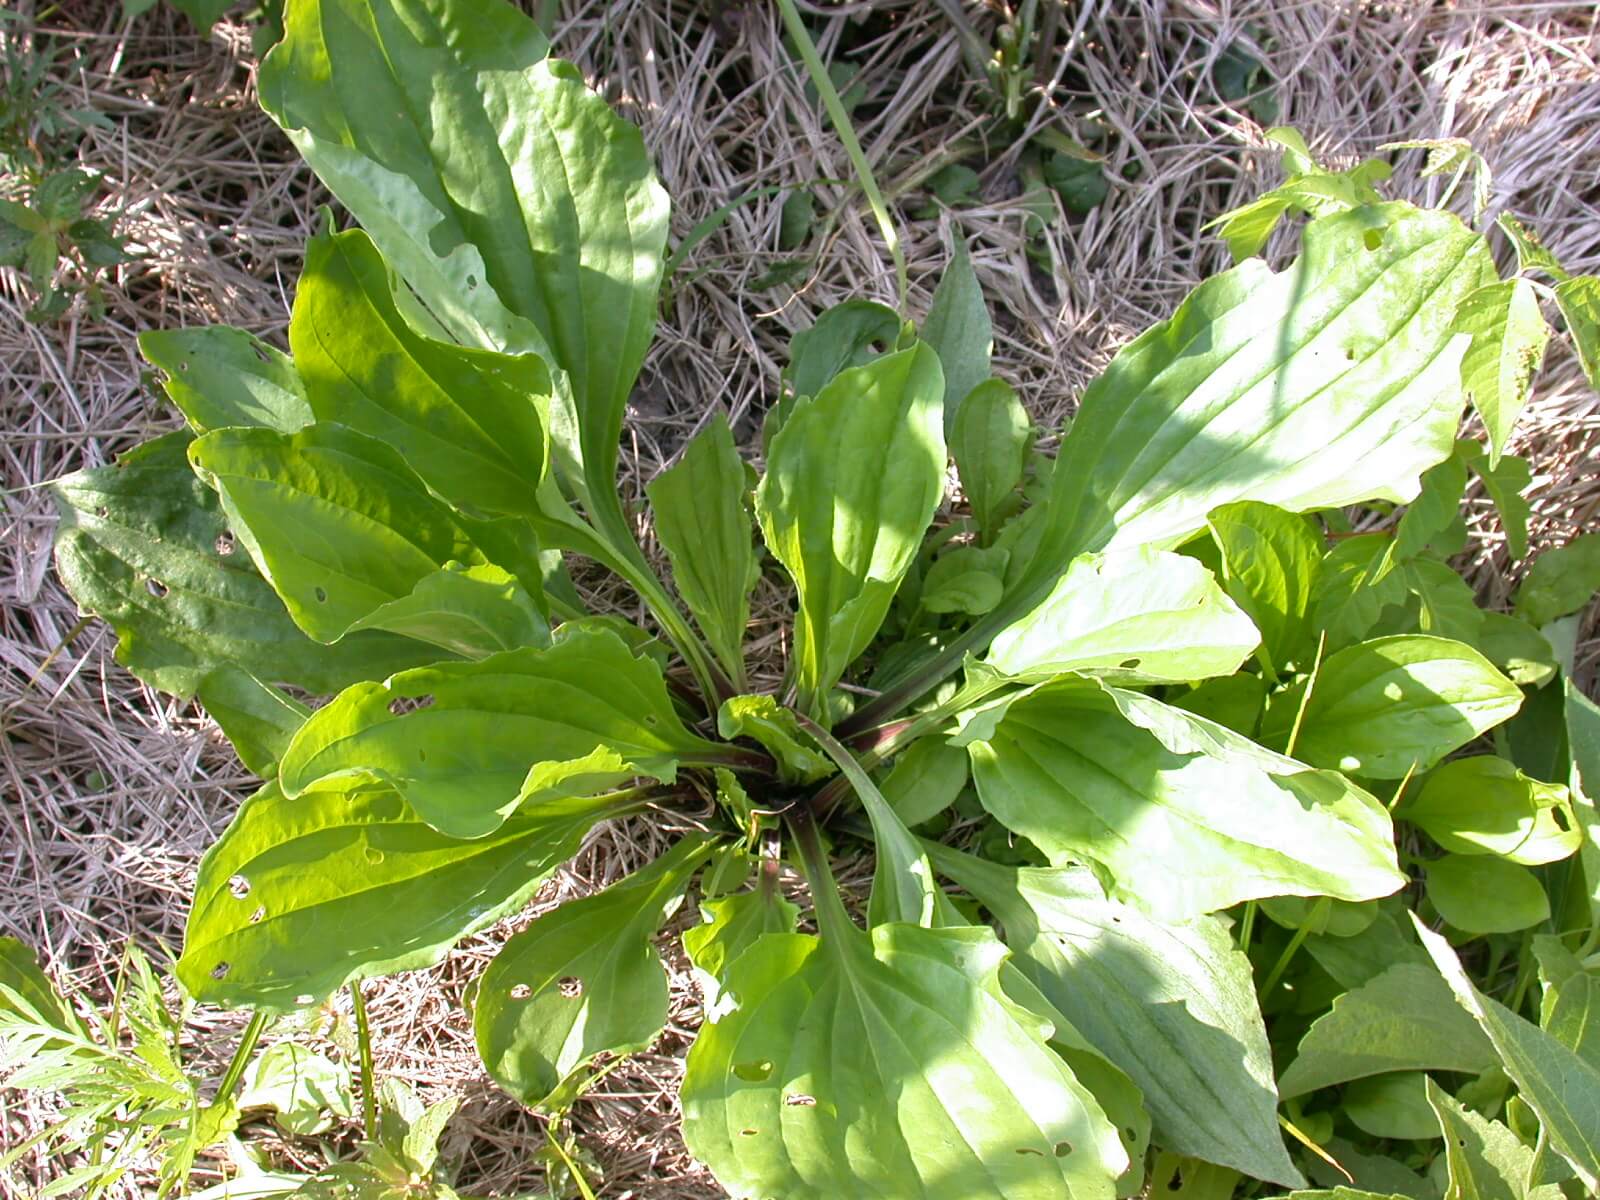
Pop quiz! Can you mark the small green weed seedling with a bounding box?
[0,169,132,322]
[27,0,1600,1195]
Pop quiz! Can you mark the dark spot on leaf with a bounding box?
[215,531,235,555]
[1118,657,1140,669]
[1345,347,1357,361]
[228,874,251,898]
[418,749,427,762]
[1053,1141,1072,1157]
[510,983,532,1000]
[249,905,265,924]
[734,1059,773,1082]
[466,274,478,289]
[211,961,230,979]
[178,360,189,372]
[784,1093,816,1106]
[1167,1167,1184,1190]
[1553,807,1571,831]
[1015,1147,1044,1156]
[146,578,169,598]
[95,506,108,518]
[739,1128,758,1137]
[314,586,328,603]
[1362,227,1385,251]
[558,975,583,998]
[1123,1127,1137,1142]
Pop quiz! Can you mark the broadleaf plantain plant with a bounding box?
[41,0,1600,1196]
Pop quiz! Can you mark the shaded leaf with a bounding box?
[922,239,992,431]
[717,694,830,785]
[1402,756,1580,865]
[920,545,1008,616]
[683,868,800,1009]
[880,737,969,827]
[951,378,1030,541]
[139,326,312,434]
[1206,501,1323,674]
[196,665,310,777]
[1343,1072,1440,1141]
[344,562,550,660]
[1425,854,1549,934]
[1515,533,1600,627]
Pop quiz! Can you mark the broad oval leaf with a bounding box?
[964,681,1405,918]
[179,780,638,1011]
[646,413,756,685]
[1425,1078,1562,1200]
[1037,203,1491,564]
[195,665,310,777]
[344,562,550,660]
[985,546,1261,685]
[1424,854,1549,934]
[880,737,969,827]
[189,423,483,643]
[261,7,667,514]
[922,239,993,430]
[1402,755,1581,865]
[755,344,946,718]
[474,834,714,1110]
[683,869,801,1010]
[1515,532,1600,628]
[280,629,724,838]
[681,922,1127,1200]
[1261,635,1522,779]
[951,377,1030,541]
[926,846,1304,1188]
[1205,501,1323,675]
[51,433,435,696]
[291,228,550,518]
[140,326,312,434]
[1276,963,1494,1098]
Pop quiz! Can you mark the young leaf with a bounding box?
[1401,756,1581,865]
[1497,214,1568,281]
[1477,612,1558,687]
[290,228,551,518]
[683,868,800,1009]
[755,344,946,719]
[880,737,969,827]
[681,922,1128,1200]
[1414,916,1600,1190]
[783,299,904,403]
[1425,1077,1563,1200]
[261,9,667,524]
[1534,936,1600,1066]
[180,780,641,1011]
[343,562,551,659]
[1554,275,1600,390]
[1515,532,1600,627]
[1205,501,1323,675]
[1276,963,1494,1097]
[279,630,724,839]
[716,694,831,785]
[646,413,756,684]
[475,834,715,1111]
[919,545,1009,616]
[1341,1073,1440,1142]
[188,423,485,643]
[52,433,434,697]
[1425,854,1550,934]
[921,239,992,430]
[1459,441,1532,559]
[926,847,1304,1187]
[962,680,1405,918]
[1380,452,1468,574]
[194,664,310,777]
[1453,278,1550,464]
[238,1043,355,1136]
[1260,635,1522,779]
[140,326,313,433]
[951,378,1030,541]
[0,938,84,1036]
[984,547,1261,686]
[1311,534,1412,650]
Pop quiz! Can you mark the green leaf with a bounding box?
[1037,204,1490,567]
[474,834,714,1110]
[179,780,639,1010]
[261,10,668,522]
[963,680,1405,918]
[951,378,1030,541]
[51,433,434,697]
[1476,612,1557,688]
[1402,756,1581,865]
[1425,1077,1563,1200]
[1497,214,1567,281]
[1311,534,1412,650]
[880,737,969,827]
[1171,673,1267,736]
[1414,917,1600,1191]
[922,239,993,431]
[1534,936,1600,1067]
[984,547,1260,686]
[1342,1072,1441,1141]
[290,228,550,518]
[783,300,904,403]
[1425,854,1549,933]
[926,847,1303,1187]
[681,921,1127,1200]
[189,423,484,643]
[1261,635,1522,779]
[1398,557,1485,644]
[33,169,98,221]
[280,629,722,838]
[343,561,549,659]
[1553,275,1600,390]
[1382,452,1468,573]
[1277,963,1495,1097]
[238,1043,354,1136]
[755,344,946,718]
[1515,533,1600,627]
[1206,501,1323,675]
[139,326,312,433]
[716,694,831,785]
[1459,442,1532,559]
[919,545,1009,616]
[1453,278,1549,465]
[195,665,310,777]
[683,870,800,1009]
[646,413,756,683]
[0,938,84,1036]
[167,0,236,33]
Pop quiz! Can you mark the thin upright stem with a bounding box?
[350,982,378,1138]
[215,1010,271,1103]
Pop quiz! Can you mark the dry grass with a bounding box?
[2,0,1597,1195]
